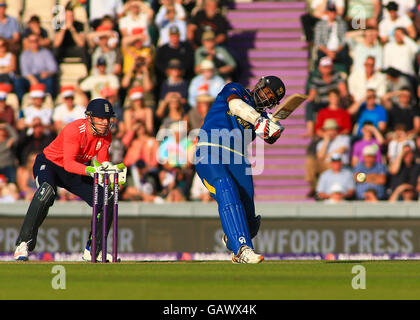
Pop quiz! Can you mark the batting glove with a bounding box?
[254,116,284,144]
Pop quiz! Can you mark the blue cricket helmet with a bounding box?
[85,98,115,136]
[252,76,286,113]
[85,98,115,118]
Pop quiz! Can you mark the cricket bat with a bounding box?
[269,94,308,121]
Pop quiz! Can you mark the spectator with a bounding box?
[416,174,420,200]
[0,120,17,182]
[190,172,212,202]
[194,30,236,80]
[156,4,187,47]
[379,1,417,43]
[87,15,119,50]
[79,57,120,99]
[316,119,351,164]
[0,0,20,53]
[109,121,125,165]
[301,0,345,44]
[305,56,348,137]
[345,27,383,72]
[353,145,387,200]
[364,188,379,202]
[188,94,213,130]
[119,0,154,46]
[53,3,87,64]
[155,25,195,81]
[165,166,193,202]
[157,120,193,169]
[0,37,16,85]
[159,58,189,108]
[188,59,225,109]
[22,15,51,50]
[89,0,124,30]
[91,28,123,76]
[346,0,381,29]
[351,122,384,167]
[388,183,417,202]
[382,0,416,20]
[16,152,37,201]
[0,174,19,202]
[0,85,15,128]
[156,91,187,129]
[383,28,418,77]
[411,0,420,37]
[187,0,230,49]
[348,56,387,103]
[388,143,420,194]
[121,32,156,108]
[99,86,124,133]
[16,117,55,167]
[305,118,351,195]
[383,87,420,136]
[413,133,420,165]
[155,0,187,27]
[122,159,158,202]
[348,89,388,137]
[313,2,350,72]
[387,124,416,164]
[316,153,355,201]
[122,120,159,169]
[52,86,86,133]
[323,183,347,203]
[16,85,54,134]
[15,34,58,101]
[382,67,414,105]
[123,86,154,135]
[314,88,352,137]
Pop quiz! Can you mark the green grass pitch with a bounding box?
[1,260,420,300]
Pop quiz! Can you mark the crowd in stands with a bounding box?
[302,0,420,202]
[0,0,237,203]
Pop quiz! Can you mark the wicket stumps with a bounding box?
[91,171,119,263]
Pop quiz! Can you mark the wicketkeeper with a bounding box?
[14,98,126,261]
[195,76,286,263]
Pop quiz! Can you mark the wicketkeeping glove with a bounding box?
[254,116,284,144]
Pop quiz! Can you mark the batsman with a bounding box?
[195,76,287,263]
[14,98,126,262]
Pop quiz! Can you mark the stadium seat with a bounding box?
[6,0,23,21]
[6,92,19,119]
[59,62,88,87]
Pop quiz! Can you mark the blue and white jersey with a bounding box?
[197,82,264,156]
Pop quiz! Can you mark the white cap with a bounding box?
[329,183,344,194]
[200,59,215,70]
[319,56,333,67]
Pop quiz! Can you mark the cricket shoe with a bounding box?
[82,247,114,262]
[14,242,29,261]
[233,245,264,264]
[222,234,237,263]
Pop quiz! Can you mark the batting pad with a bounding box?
[16,182,56,251]
[214,176,253,254]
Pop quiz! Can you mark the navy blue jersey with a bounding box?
[198,82,263,155]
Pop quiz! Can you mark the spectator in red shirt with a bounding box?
[314,88,352,137]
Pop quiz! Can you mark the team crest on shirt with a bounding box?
[96,141,102,150]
